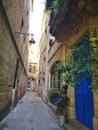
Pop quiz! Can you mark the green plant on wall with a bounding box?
[55,28,98,91]
[45,0,66,14]
[51,0,65,13]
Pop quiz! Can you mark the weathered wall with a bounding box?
[48,44,65,72]
[2,0,30,69]
[0,2,19,120]
[93,91,98,130]
[38,11,51,100]
[0,0,30,120]
[58,14,98,47]
[65,47,75,119]
[2,0,30,35]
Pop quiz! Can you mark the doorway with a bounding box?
[11,59,19,110]
[74,35,94,130]
[75,72,94,129]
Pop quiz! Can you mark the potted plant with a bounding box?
[48,88,61,106]
[57,85,69,126]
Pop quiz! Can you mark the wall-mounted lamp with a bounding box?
[15,32,36,44]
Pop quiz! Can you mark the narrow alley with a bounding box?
[0,0,98,130]
[0,92,64,130]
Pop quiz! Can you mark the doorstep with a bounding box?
[64,119,90,130]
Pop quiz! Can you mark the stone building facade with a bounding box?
[39,0,98,130]
[38,11,50,100]
[27,44,39,92]
[0,0,32,121]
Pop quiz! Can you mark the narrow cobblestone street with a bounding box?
[0,92,64,130]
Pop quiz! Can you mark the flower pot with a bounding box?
[58,115,65,127]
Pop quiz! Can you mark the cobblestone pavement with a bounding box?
[0,92,64,130]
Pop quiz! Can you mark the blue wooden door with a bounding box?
[75,75,86,124]
[74,34,94,129]
[75,72,94,130]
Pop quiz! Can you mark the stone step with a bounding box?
[64,119,90,130]
[64,123,77,130]
[69,119,90,130]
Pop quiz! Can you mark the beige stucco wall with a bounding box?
[93,91,98,130]
[67,87,75,119]
[65,47,75,119]
[48,45,65,71]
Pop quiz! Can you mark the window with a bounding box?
[21,17,24,31]
[29,64,32,72]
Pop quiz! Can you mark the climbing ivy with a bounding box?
[55,28,98,91]
[45,0,66,14]
[51,0,65,13]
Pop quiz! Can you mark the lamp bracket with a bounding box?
[15,32,34,36]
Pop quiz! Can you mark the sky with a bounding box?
[29,0,45,62]
[29,0,45,44]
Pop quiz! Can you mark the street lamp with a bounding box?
[15,32,36,44]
